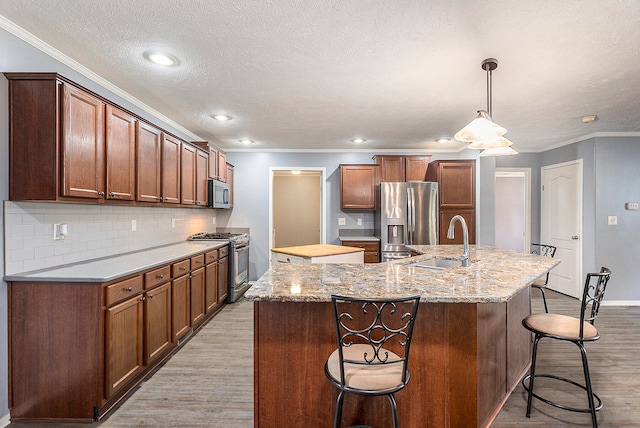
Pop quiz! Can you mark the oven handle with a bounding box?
[235,245,249,252]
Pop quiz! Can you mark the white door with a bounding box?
[541,160,583,298]
[495,170,530,252]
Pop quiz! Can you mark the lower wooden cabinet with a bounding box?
[8,244,229,422]
[205,251,219,313]
[341,240,381,263]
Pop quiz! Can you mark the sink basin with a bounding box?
[411,258,461,270]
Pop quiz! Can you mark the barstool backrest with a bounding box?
[531,243,557,258]
[330,295,420,389]
[580,267,612,338]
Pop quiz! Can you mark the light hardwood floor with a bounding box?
[10,289,640,427]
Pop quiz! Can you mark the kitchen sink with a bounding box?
[410,258,462,270]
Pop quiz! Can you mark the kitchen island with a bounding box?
[245,245,559,428]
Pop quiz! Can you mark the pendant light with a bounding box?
[455,58,515,152]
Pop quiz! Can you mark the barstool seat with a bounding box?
[523,313,599,341]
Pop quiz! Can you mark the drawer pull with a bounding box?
[195,260,202,264]
[125,287,133,292]
[140,296,146,302]
[180,267,187,271]
[156,274,164,279]
[148,294,154,299]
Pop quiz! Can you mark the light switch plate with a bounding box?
[357,218,363,226]
[338,218,346,226]
[608,216,617,225]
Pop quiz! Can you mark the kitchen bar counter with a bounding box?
[248,245,559,428]
[4,241,227,283]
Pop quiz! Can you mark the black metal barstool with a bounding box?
[325,294,420,428]
[530,243,557,313]
[521,267,611,428]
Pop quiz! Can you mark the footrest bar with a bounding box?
[522,374,603,413]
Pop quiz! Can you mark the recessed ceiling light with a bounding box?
[143,51,179,67]
[239,139,254,145]
[291,170,301,175]
[436,138,451,144]
[581,115,598,123]
[212,114,233,121]
[350,138,366,144]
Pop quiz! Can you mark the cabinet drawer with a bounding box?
[218,246,229,258]
[205,250,219,264]
[172,259,190,277]
[191,254,205,269]
[145,265,170,289]
[363,252,380,263]
[342,241,379,252]
[106,275,143,306]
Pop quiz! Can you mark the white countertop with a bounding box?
[4,241,228,283]
[338,236,380,242]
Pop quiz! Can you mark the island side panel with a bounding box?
[506,287,532,389]
[254,301,449,427]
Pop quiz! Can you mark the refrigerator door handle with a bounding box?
[408,187,415,244]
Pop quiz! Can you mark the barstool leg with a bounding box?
[334,390,345,428]
[526,334,541,418]
[579,343,598,428]
[387,393,399,428]
[539,287,549,313]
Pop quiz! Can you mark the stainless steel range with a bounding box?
[188,232,250,302]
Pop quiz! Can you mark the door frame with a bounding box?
[495,168,531,253]
[269,167,327,254]
[541,159,584,298]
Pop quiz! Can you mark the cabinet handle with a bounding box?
[180,266,187,271]
[140,296,146,302]
[109,192,115,197]
[125,287,133,292]
[156,274,164,279]
[195,260,202,264]
[98,192,105,197]
[148,294,154,299]
[159,196,164,201]
[188,274,193,279]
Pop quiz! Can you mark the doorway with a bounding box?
[269,168,326,250]
[541,160,583,298]
[494,168,531,252]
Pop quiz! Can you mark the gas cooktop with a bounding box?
[188,232,249,244]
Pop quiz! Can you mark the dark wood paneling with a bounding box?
[477,302,507,427]
[506,286,532,388]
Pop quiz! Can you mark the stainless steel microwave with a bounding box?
[208,179,230,209]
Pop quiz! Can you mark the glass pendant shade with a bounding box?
[467,135,513,150]
[479,146,518,156]
[454,110,507,142]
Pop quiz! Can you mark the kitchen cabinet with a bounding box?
[181,143,197,205]
[205,251,219,314]
[193,141,224,181]
[144,282,172,364]
[341,240,380,263]
[218,248,229,303]
[218,151,228,182]
[340,164,381,210]
[373,155,432,182]
[196,149,209,206]
[4,72,208,209]
[171,259,191,341]
[226,163,235,207]
[190,254,206,328]
[105,105,136,201]
[426,160,476,244]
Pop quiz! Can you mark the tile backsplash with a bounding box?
[3,201,216,275]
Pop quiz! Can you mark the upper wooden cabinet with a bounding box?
[426,160,476,244]
[373,155,431,182]
[340,164,381,210]
[195,149,209,206]
[217,151,228,183]
[181,143,197,205]
[4,72,209,209]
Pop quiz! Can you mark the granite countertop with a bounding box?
[4,241,228,283]
[245,245,560,304]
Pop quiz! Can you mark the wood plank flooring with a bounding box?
[9,289,640,427]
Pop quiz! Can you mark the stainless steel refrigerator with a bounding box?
[374,182,438,261]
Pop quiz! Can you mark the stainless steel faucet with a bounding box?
[447,215,470,267]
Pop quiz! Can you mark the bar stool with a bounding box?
[530,243,557,312]
[325,295,420,428]
[521,267,611,428]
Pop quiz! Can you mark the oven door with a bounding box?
[235,245,249,287]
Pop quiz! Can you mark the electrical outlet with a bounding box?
[131,219,137,231]
[171,219,176,228]
[338,218,346,226]
[607,216,617,225]
[625,202,639,210]
[357,218,363,226]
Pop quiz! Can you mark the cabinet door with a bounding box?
[437,161,476,209]
[217,151,228,182]
[136,122,162,203]
[105,295,144,398]
[190,267,206,327]
[340,165,380,210]
[376,156,404,182]
[404,156,431,182]
[209,146,219,179]
[218,256,229,303]
[195,149,209,206]
[61,84,105,199]
[226,163,234,207]
[171,275,191,341]
[144,282,172,364]
[205,262,218,313]
[439,209,476,245]
[181,143,197,205]
[105,105,136,201]
[161,134,182,204]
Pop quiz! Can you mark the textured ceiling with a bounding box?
[1,0,640,152]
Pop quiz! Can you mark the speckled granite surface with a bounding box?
[245,245,560,303]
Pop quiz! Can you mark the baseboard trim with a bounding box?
[0,412,10,428]
[601,300,640,306]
